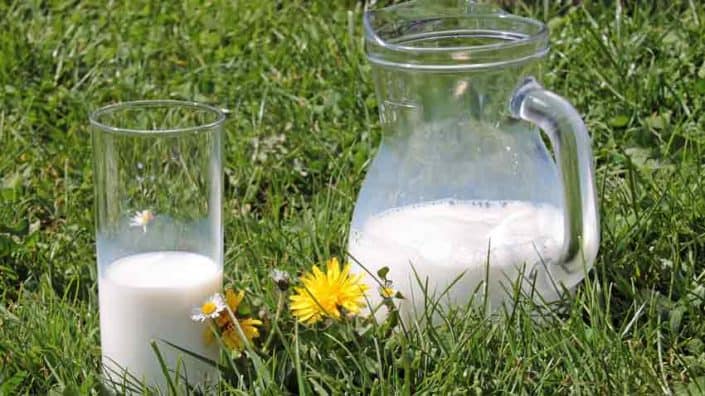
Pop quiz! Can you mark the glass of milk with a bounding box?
[351,3,600,321]
[90,100,225,390]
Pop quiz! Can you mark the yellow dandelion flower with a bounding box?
[225,288,245,311]
[201,288,263,351]
[217,288,245,327]
[289,257,369,325]
[221,318,263,352]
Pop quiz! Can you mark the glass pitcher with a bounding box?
[348,1,599,319]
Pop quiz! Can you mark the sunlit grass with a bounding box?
[1,0,704,393]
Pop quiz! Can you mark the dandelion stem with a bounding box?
[225,306,273,387]
[294,322,306,396]
[225,306,253,352]
[262,291,284,352]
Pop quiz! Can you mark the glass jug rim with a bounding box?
[89,100,226,136]
[364,3,549,70]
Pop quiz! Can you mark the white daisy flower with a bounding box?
[129,210,155,233]
[191,293,226,322]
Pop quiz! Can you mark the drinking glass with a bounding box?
[90,100,224,389]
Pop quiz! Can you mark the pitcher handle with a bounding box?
[510,78,599,272]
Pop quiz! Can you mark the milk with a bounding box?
[99,251,222,390]
[348,200,572,320]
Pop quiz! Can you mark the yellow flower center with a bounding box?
[201,301,217,315]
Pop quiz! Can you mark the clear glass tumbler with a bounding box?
[90,100,224,389]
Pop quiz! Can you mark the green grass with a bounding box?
[1,0,705,394]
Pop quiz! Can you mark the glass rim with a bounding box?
[363,8,549,70]
[89,99,226,136]
[364,13,548,53]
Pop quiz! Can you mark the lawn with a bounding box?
[1,0,705,394]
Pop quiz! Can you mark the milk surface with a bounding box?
[348,200,569,320]
[99,251,222,390]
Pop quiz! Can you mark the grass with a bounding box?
[1,0,705,394]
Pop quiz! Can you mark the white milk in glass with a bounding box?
[349,200,581,320]
[99,251,221,388]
